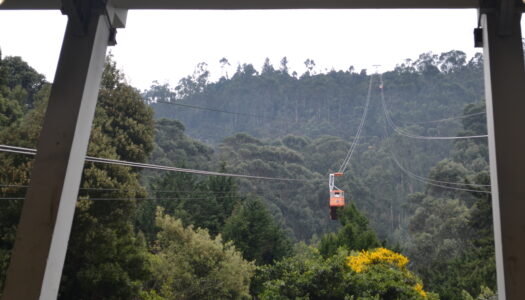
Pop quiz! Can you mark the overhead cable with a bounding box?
[408,111,486,125]
[87,195,246,201]
[338,73,374,173]
[157,101,292,123]
[389,152,491,191]
[1,183,299,196]
[392,161,492,194]
[379,74,488,140]
[0,196,246,201]
[0,184,30,188]
[0,144,306,182]
[383,137,491,194]
[378,100,491,194]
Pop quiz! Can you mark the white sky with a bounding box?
[1,9,522,91]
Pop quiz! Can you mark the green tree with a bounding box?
[144,208,254,300]
[59,55,155,299]
[254,246,437,300]
[319,202,380,257]
[0,55,155,299]
[222,198,292,265]
[0,68,51,293]
[0,94,23,128]
[0,54,46,108]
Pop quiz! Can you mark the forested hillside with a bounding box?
[150,51,483,144]
[144,50,494,299]
[147,51,487,242]
[0,49,496,299]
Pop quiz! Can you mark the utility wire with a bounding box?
[391,160,491,194]
[0,183,301,196]
[0,184,30,188]
[407,111,486,125]
[87,195,246,201]
[0,144,306,182]
[157,101,293,123]
[338,73,374,173]
[379,75,488,140]
[389,153,491,192]
[383,128,491,194]
[0,196,247,201]
[377,86,491,194]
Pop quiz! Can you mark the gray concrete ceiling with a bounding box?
[0,0,480,10]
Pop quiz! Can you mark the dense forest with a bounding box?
[0,48,496,299]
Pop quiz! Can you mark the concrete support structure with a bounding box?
[0,1,524,300]
[482,11,525,300]
[1,4,126,300]
[0,0,480,9]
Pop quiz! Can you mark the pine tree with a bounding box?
[318,202,380,257]
[222,198,292,265]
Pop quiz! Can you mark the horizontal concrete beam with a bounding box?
[1,0,480,10]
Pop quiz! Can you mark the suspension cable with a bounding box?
[379,74,488,140]
[0,183,301,195]
[0,144,306,182]
[391,158,491,194]
[378,92,491,194]
[0,196,246,201]
[157,101,293,123]
[407,111,486,125]
[338,74,374,173]
[389,152,491,189]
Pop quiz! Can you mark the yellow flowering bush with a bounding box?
[414,283,428,298]
[346,248,433,299]
[347,247,409,273]
[257,247,437,299]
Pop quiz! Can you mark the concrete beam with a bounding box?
[0,0,480,10]
[0,4,119,300]
[482,11,525,300]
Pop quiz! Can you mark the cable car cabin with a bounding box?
[329,189,345,220]
[328,172,345,220]
[330,190,345,207]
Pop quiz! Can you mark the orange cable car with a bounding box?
[329,172,345,220]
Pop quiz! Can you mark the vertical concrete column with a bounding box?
[1,10,110,300]
[482,12,525,300]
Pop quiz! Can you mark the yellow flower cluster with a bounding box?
[414,283,428,298]
[346,247,409,273]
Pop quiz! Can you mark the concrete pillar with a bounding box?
[1,6,121,300]
[482,12,525,300]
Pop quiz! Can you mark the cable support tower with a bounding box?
[379,74,488,140]
[0,144,306,182]
[337,73,374,173]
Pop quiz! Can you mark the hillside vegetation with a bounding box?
[0,49,495,299]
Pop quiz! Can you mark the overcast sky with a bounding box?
[1,9,522,91]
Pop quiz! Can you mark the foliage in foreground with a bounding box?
[142,208,254,300]
[0,51,498,299]
[319,203,380,257]
[222,198,292,265]
[253,245,438,300]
